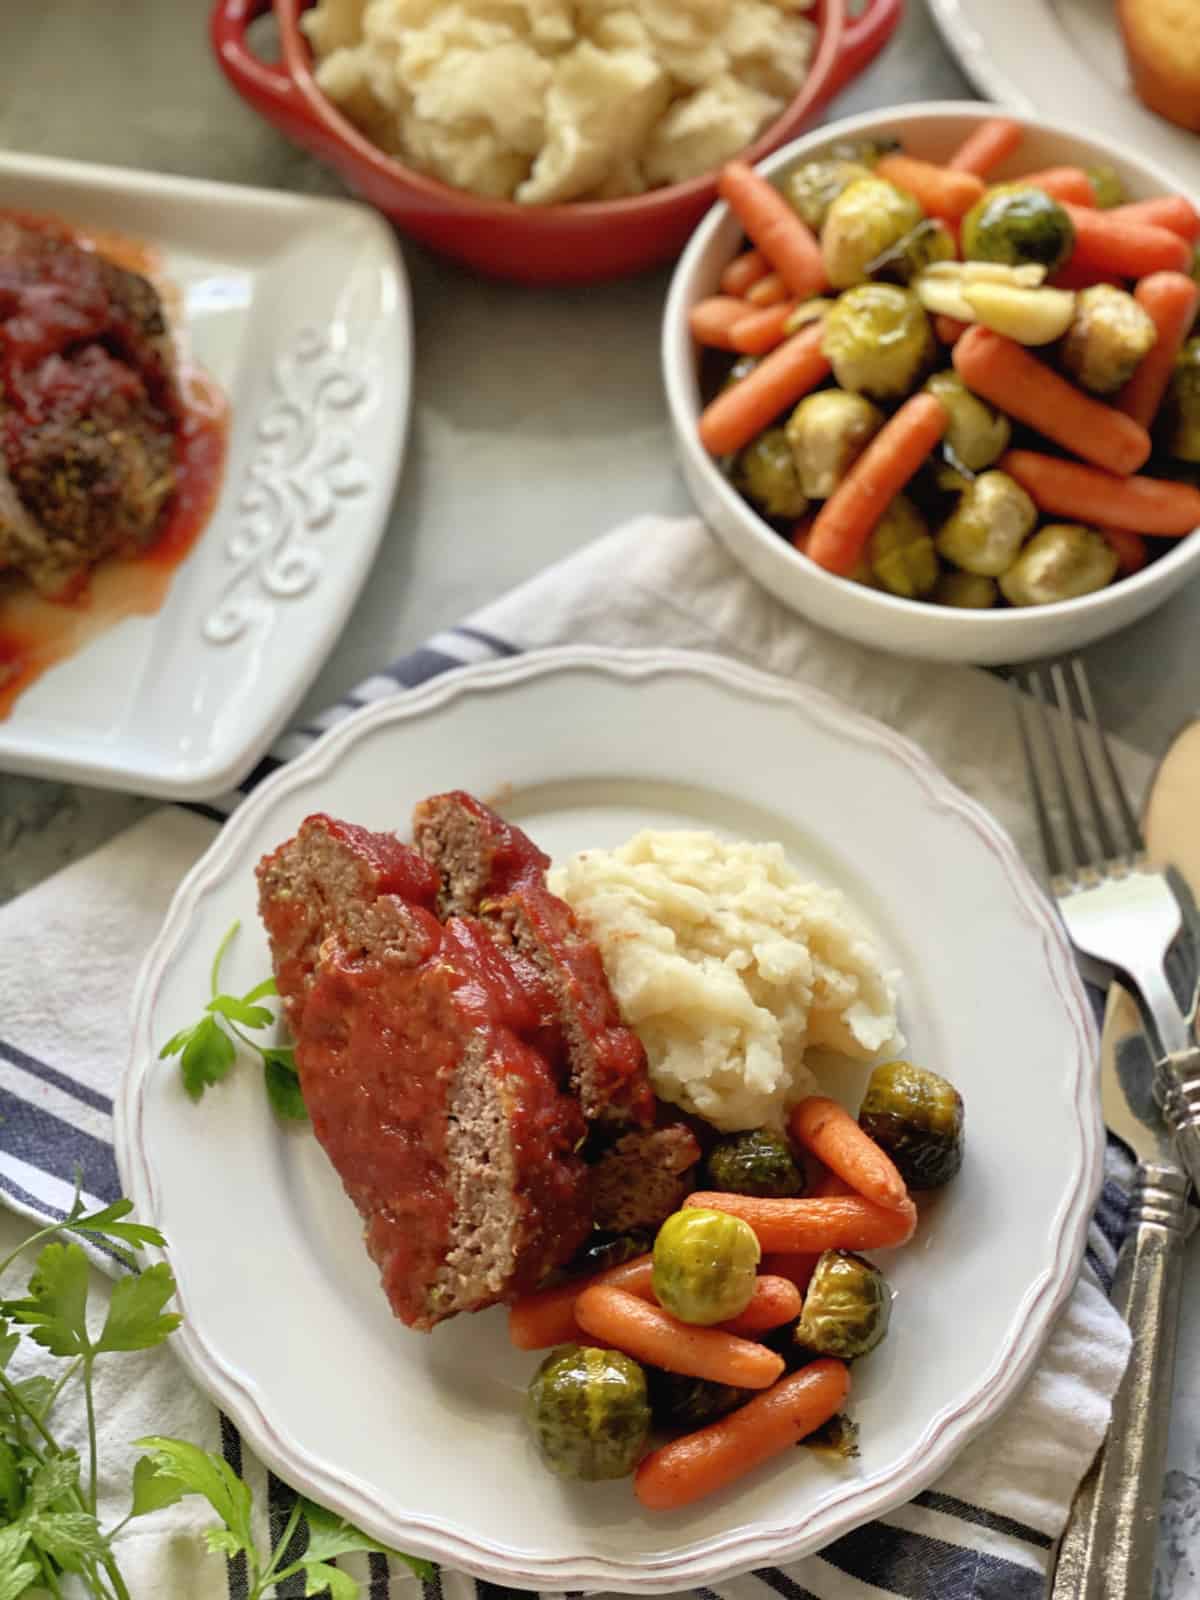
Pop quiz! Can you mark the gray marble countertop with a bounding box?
[0,2,1197,1593]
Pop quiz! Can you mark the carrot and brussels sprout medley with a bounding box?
[691,118,1200,608]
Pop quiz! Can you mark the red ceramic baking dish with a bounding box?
[211,0,903,285]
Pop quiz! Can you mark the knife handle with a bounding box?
[1157,1046,1200,1192]
[1051,1161,1189,1600]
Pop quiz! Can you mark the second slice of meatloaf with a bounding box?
[256,813,441,1029]
[412,791,655,1129]
[286,902,591,1330]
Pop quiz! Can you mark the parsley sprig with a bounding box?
[0,1183,430,1599]
[158,921,307,1121]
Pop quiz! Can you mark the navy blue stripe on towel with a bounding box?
[0,1036,113,1115]
[913,1490,1053,1550]
[820,1519,1043,1599]
[0,1084,120,1203]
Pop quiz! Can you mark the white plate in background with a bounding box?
[0,151,409,799]
[118,647,1101,1591]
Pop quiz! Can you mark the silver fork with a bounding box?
[1013,657,1200,1600]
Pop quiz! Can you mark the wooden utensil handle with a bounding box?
[1051,1161,1189,1599]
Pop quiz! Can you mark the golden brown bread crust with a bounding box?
[1119,0,1200,133]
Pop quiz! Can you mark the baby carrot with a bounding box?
[953,325,1151,475]
[1115,271,1199,429]
[1018,166,1096,205]
[719,1275,803,1337]
[690,296,754,349]
[508,1254,653,1350]
[790,1097,909,1212]
[1098,525,1149,574]
[730,300,798,355]
[1049,261,1124,292]
[746,270,789,307]
[575,1285,785,1389]
[934,314,970,346]
[874,152,984,219]
[698,322,829,456]
[1110,196,1200,244]
[999,450,1200,535]
[1063,204,1191,278]
[686,1192,919,1253]
[806,393,948,575]
[720,247,770,296]
[718,161,826,298]
[947,117,1023,176]
[809,1167,855,1199]
[761,1251,820,1291]
[634,1360,850,1511]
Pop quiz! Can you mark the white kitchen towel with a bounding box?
[0,515,1138,1600]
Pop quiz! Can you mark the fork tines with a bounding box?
[1011,658,1145,889]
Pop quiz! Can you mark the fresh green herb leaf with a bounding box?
[303,1560,358,1599]
[0,1319,16,1369]
[29,1450,80,1512]
[8,1243,92,1358]
[159,1024,199,1059]
[210,920,242,995]
[96,1263,180,1354]
[180,1016,237,1100]
[135,1437,256,1564]
[298,1500,433,1576]
[207,994,274,1030]
[0,1440,20,1518]
[27,1509,109,1562]
[242,976,278,1003]
[130,1454,187,1519]
[205,1526,249,1559]
[71,1197,166,1254]
[0,1375,55,1424]
[264,1057,308,1122]
[0,1530,38,1600]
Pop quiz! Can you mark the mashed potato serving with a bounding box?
[549,830,902,1132]
[301,0,817,205]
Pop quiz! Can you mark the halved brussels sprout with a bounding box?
[935,470,1037,576]
[572,1229,654,1276]
[803,1412,861,1460]
[933,570,998,609]
[866,218,956,286]
[652,1208,760,1326]
[785,158,873,231]
[859,1060,965,1189]
[822,284,935,400]
[646,1370,750,1431]
[704,1129,805,1198]
[1087,166,1125,209]
[998,523,1119,605]
[961,183,1075,273]
[785,297,837,334]
[527,1345,651,1480]
[822,178,924,291]
[1165,336,1200,462]
[868,495,939,598]
[1061,285,1157,395]
[734,428,809,519]
[794,1250,891,1360]
[785,390,884,499]
[924,370,1011,472]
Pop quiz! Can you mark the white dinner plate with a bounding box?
[0,151,410,799]
[118,647,1100,1591]
[928,0,1200,192]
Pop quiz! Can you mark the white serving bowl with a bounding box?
[662,102,1200,665]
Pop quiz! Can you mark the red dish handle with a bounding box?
[210,0,310,126]
[819,0,906,110]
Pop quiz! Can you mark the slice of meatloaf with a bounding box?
[295,909,591,1329]
[256,813,441,1029]
[412,792,655,1129]
[590,1124,701,1233]
[412,788,549,918]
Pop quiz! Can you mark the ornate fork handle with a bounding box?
[1156,1044,1200,1192]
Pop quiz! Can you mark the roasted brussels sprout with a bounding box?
[1061,285,1157,395]
[527,1345,651,1480]
[652,1208,760,1326]
[802,1412,861,1460]
[821,178,924,291]
[998,523,1119,605]
[867,494,939,598]
[935,469,1037,576]
[822,284,935,400]
[785,297,837,334]
[859,1061,965,1189]
[961,184,1075,273]
[826,135,902,166]
[785,158,873,231]
[933,570,998,608]
[924,370,1011,472]
[573,1229,654,1276]
[866,218,956,285]
[704,1129,805,1198]
[785,390,884,499]
[734,429,809,519]
[794,1250,891,1361]
[647,1369,750,1430]
[1087,166,1125,209]
[1165,336,1200,462]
